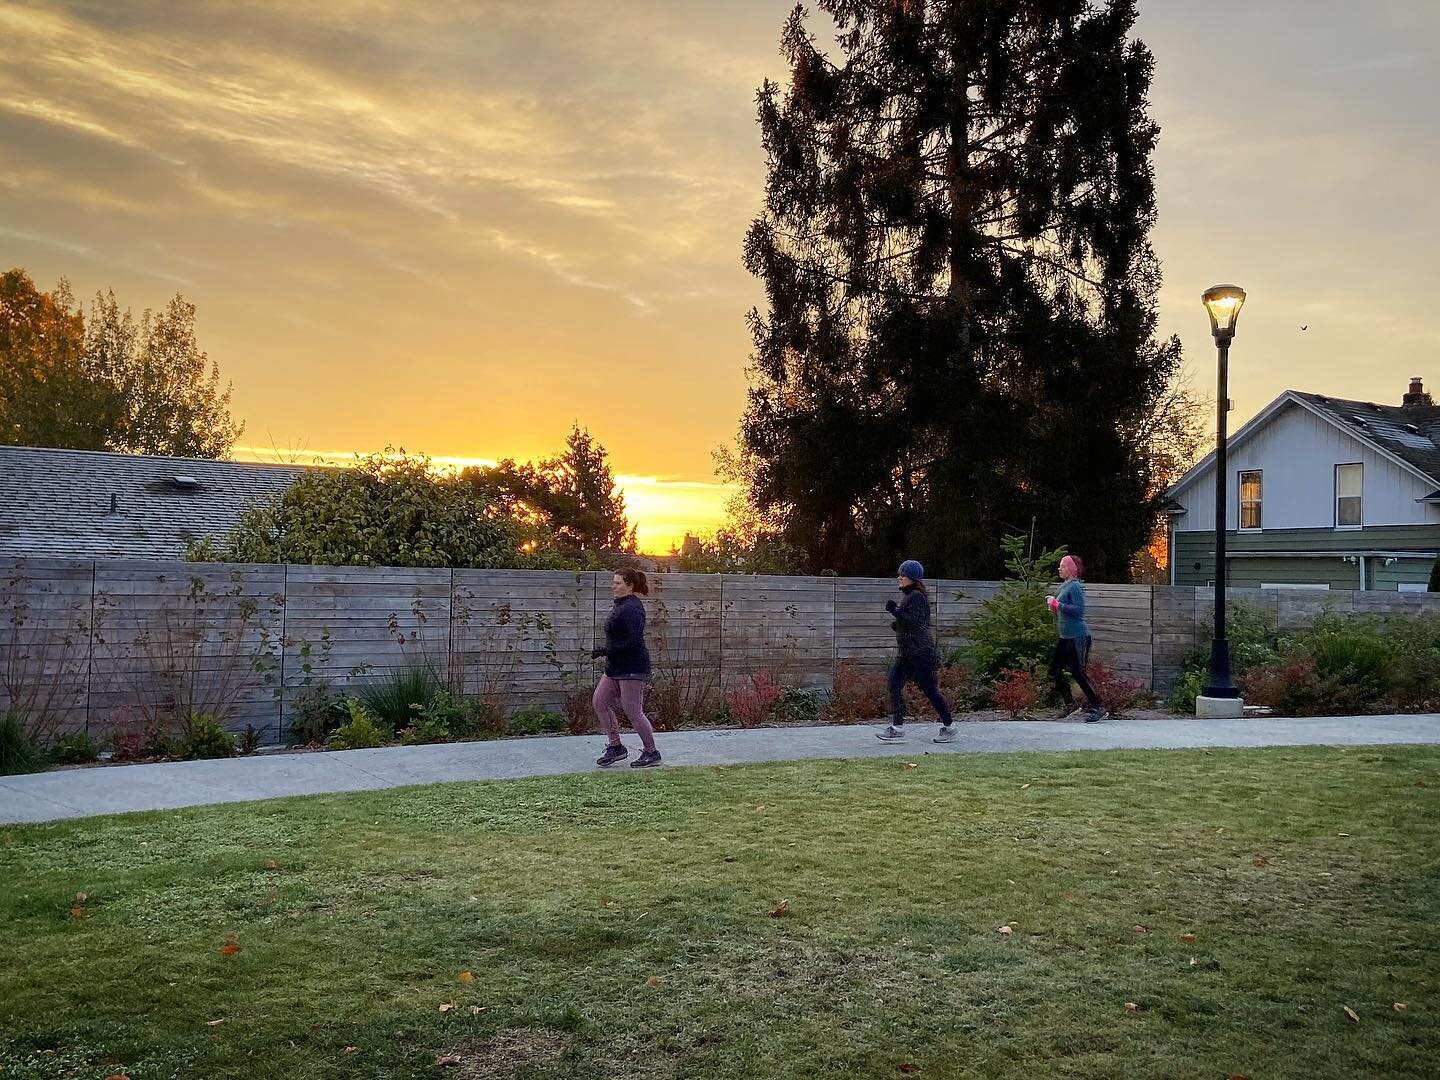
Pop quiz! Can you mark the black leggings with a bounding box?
[890,654,953,726]
[1050,636,1100,708]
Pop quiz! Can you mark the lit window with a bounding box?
[1336,464,1363,527]
[1239,470,1262,530]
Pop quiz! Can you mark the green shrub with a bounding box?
[965,535,1066,682]
[426,690,502,739]
[400,714,451,745]
[287,683,347,745]
[1304,620,1391,707]
[1382,613,1440,710]
[1,712,48,776]
[177,715,237,760]
[1225,600,1284,674]
[774,686,824,725]
[1167,666,1205,714]
[330,699,388,750]
[48,731,100,766]
[358,664,444,732]
[237,724,263,755]
[507,705,568,736]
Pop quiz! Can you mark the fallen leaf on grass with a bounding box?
[1252,855,1268,868]
[997,925,1014,936]
[723,856,737,863]
[264,859,279,871]
[770,900,791,918]
[219,943,241,956]
[1394,1002,1407,1013]
[898,1065,920,1074]
[69,906,87,920]
[435,1055,463,1067]
[457,971,474,983]
[1019,783,1031,790]
[1343,1006,1360,1023]
[645,976,666,987]
[342,1046,357,1054]
[1228,1074,1251,1079]
[1133,925,1149,934]
[600,896,617,909]
[75,891,88,904]
[1178,933,1196,943]
[438,1002,456,1013]
[1415,780,1426,788]
[205,1019,225,1026]
[103,1075,132,1080]
[1124,1002,1140,1012]
[902,762,918,771]
[1062,891,1077,903]
[755,804,765,812]
[469,1006,486,1015]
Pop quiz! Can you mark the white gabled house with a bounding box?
[1163,378,1440,592]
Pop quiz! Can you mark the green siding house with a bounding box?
[1163,379,1440,592]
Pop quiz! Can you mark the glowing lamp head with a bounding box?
[1202,284,1246,340]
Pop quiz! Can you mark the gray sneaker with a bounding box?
[1084,707,1107,724]
[876,724,906,741]
[932,724,958,744]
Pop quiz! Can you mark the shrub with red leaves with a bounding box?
[724,670,785,727]
[1085,659,1147,717]
[823,660,890,723]
[993,668,1041,718]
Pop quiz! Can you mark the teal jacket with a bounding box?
[1056,579,1090,640]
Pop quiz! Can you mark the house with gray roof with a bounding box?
[1163,377,1440,591]
[0,445,308,561]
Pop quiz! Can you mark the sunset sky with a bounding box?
[3,1,1437,552]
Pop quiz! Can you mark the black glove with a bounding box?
[885,599,898,614]
[590,647,607,659]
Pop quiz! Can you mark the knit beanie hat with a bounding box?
[898,559,924,582]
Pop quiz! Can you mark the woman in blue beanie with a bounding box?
[877,560,957,743]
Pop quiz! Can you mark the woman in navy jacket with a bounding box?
[592,568,661,767]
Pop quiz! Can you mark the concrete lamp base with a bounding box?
[1195,695,1245,720]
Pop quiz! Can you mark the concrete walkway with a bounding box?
[4,714,1440,825]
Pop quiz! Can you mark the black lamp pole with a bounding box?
[1200,284,1245,701]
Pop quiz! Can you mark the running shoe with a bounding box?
[933,724,958,744]
[596,744,629,767]
[876,725,906,741]
[631,749,663,768]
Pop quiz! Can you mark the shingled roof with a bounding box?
[1292,391,1440,485]
[0,446,310,560]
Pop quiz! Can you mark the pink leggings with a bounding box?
[593,677,656,751]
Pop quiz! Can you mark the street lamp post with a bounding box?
[1197,284,1246,718]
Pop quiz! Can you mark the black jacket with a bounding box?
[598,594,650,678]
[888,585,936,658]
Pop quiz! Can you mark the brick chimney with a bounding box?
[1404,376,1433,408]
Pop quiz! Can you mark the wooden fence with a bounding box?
[5,558,1440,741]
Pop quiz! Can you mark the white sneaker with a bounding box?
[876,724,906,741]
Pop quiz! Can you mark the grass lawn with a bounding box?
[2,746,1438,1079]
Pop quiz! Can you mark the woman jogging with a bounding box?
[1047,554,1105,722]
[877,560,958,743]
[592,568,662,767]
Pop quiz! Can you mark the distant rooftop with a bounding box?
[0,445,312,561]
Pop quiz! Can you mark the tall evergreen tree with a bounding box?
[738,0,1182,580]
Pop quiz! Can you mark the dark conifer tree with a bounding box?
[738,0,1182,579]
